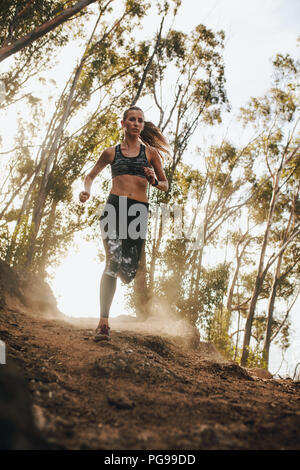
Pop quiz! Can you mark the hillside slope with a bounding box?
[1,262,300,450]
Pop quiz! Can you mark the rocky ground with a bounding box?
[1,303,300,451]
[1,259,300,451]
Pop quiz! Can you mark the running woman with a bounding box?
[79,106,170,341]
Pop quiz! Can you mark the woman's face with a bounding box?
[121,110,144,136]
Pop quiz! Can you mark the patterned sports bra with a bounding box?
[110,143,151,179]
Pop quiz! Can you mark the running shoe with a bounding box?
[94,324,111,342]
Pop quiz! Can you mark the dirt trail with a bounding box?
[1,303,300,450]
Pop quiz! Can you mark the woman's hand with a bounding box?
[79,191,90,203]
[143,166,156,185]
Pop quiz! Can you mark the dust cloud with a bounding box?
[61,296,197,340]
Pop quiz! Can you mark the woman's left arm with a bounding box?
[144,148,169,192]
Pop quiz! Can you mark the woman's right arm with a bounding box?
[79,148,113,203]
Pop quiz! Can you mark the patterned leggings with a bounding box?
[100,193,149,284]
[99,194,149,318]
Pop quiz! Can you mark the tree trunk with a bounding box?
[0,171,33,221]
[24,11,103,267]
[227,236,250,313]
[0,0,98,62]
[240,163,283,366]
[38,199,58,277]
[262,195,296,367]
[131,16,165,106]
[262,254,282,368]
[24,61,83,267]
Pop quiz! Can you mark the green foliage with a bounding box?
[0,0,165,274]
[0,4,298,377]
[196,263,230,331]
[239,52,299,129]
[236,308,291,369]
[248,179,273,223]
[0,1,67,44]
[5,214,35,268]
[239,347,267,369]
[0,0,85,106]
[208,308,236,360]
[125,0,150,18]
[277,319,291,351]
[151,21,228,169]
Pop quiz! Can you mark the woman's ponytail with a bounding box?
[123,106,172,160]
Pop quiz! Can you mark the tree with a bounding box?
[262,180,300,367]
[1,0,177,275]
[130,22,229,320]
[226,228,252,315]
[239,53,300,366]
[0,0,99,62]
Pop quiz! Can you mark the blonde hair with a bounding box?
[123,106,172,160]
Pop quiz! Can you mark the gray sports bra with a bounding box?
[111,144,151,179]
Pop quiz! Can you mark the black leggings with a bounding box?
[99,193,149,318]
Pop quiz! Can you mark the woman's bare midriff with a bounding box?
[110,174,149,202]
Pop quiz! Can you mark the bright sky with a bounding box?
[1,0,299,376]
